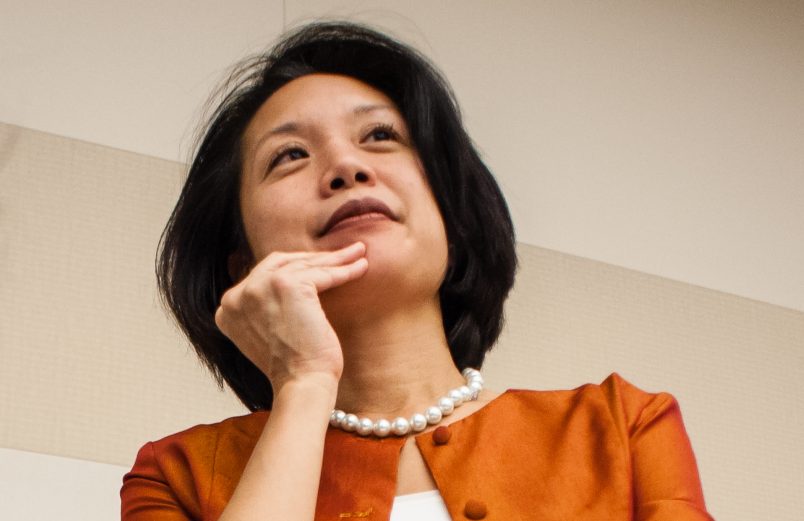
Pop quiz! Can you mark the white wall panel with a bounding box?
[0,448,127,521]
[0,0,284,162]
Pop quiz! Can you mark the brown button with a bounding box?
[432,425,451,445]
[464,499,487,519]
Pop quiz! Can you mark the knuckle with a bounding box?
[214,306,228,330]
[269,272,296,293]
[296,282,317,299]
[218,290,237,313]
[296,258,314,269]
[264,251,290,266]
[241,281,263,303]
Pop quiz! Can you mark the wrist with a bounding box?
[273,372,340,410]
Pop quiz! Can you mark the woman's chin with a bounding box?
[322,249,402,303]
[321,251,437,318]
[317,227,447,321]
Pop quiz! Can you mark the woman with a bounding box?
[121,22,712,520]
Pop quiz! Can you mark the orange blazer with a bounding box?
[121,373,714,520]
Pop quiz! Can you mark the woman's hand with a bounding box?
[215,241,368,393]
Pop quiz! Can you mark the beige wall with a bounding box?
[1,2,803,521]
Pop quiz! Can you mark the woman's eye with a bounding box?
[365,124,398,142]
[268,146,308,171]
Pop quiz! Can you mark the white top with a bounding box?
[390,490,451,521]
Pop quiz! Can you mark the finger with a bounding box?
[302,257,369,294]
[257,241,365,271]
[258,250,324,270]
[283,241,366,269]
[230,243,367,299]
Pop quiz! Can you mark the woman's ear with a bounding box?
[227,250,252,282]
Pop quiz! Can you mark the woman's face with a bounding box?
[238,73,449,302]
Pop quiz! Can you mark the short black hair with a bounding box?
[157,21,517,411]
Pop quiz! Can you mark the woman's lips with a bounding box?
[325,211,392,234]
[320,197,397,236]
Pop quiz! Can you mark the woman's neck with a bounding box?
[330,300,465,418]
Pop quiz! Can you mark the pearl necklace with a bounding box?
[329,368,484,437]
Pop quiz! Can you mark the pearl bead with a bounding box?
[373,418,392,437]
[357,417,374,436]
[469,380,483,395]
[459,385,473,402]
[410,413,428,432]
[330,410,346,427]
[425,406,443,424]
[438,396,455,415]
[448,388,464,406]
[462,367,479,379]
[342,413,359,432]
[391,417,410,436]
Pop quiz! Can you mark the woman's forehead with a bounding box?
[242,73,403,149]
[259,74,398,123]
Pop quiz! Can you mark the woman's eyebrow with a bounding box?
[252,121,304,154]
[353,103,395,116]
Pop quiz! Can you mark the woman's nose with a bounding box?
[320,153,377,195]
[329,171,370,190]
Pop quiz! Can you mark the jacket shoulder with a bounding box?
[503,372,678,435]
[121,411,268,520]
[149,410,269,452]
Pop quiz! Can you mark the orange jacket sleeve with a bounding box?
[121,441,194,520]
[603,374,714,520]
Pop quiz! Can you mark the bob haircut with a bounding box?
[157,21,517,411]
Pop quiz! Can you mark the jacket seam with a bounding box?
[205,428,223,520]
